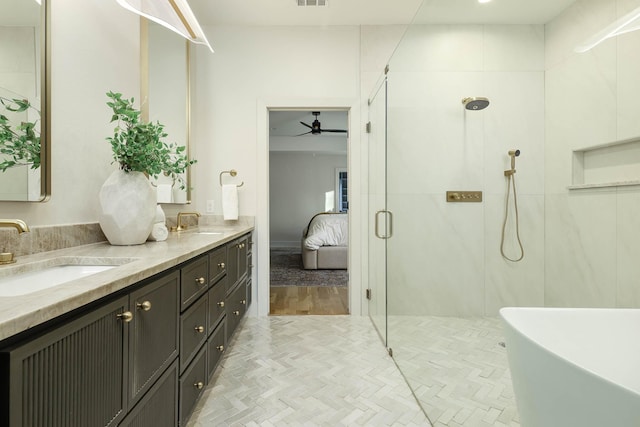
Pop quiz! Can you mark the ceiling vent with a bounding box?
[297,0,328,6]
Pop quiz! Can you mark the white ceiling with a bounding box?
[190,0,577,27]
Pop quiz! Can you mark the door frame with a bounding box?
[255,97,363,317]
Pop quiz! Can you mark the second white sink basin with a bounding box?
[0,257,135,297]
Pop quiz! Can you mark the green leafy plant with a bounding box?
[0,97,41,172]
[106,91,196,189]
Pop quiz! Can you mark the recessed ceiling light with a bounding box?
[478,0,492,4]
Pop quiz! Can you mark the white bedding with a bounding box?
[303,214,348,250]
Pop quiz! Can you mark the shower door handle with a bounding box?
[375,210,393,239]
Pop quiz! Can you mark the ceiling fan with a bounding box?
[298,111,347,136]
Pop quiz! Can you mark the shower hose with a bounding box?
[500,174,524,262]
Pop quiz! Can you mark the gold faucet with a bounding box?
[172,212,200,232]
[0,219,30,265]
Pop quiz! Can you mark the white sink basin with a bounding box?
[0,257,135,297]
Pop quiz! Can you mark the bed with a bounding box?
[301,212,348,270]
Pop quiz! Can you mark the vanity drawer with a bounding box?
[208,277,227,332]
[180,256,208,311]
[179,345,207,427]
[179,294,207,374]
[208,246,227,286]
[207,318,226,380]
[226,280,247,341]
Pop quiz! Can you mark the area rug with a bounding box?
[270,248,348,287]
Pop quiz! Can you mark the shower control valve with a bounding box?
[446,191,483,203]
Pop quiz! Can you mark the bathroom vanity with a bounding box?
[0,225,253,427]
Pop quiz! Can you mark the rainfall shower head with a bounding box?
[462,97,490,110]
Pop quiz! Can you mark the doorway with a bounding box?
[268,110,349,315]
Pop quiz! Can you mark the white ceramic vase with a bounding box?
[98,170,156,245]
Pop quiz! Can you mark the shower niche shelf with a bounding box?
[569,137,640,190]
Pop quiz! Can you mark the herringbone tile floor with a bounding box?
[186,316,431,427]
[388,316,520,427]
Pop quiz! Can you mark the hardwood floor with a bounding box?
[270,286,349,315]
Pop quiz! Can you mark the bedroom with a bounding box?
[269,110,349,315]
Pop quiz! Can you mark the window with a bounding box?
[335,168,348,212]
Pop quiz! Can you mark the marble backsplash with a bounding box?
[0,223,107,258]
[0,215,254,258]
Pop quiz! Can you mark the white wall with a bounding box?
[3,0,140,223]
[270,151,347,247]
[190,25,364,316]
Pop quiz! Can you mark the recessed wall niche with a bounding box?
[570,137,640,189]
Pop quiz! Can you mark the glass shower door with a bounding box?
[367,77,388,345]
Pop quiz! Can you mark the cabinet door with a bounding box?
[226,240,239,294]
[225,279,247,341]
[118,359,178,427]
[226,235,249,294]
[237,236,248,284]
[4,296,129,427]
[128,272,179,407]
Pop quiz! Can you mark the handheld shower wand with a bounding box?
[505,149,520,176]
[501,149,524,262]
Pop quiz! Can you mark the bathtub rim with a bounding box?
[499,306,640,398]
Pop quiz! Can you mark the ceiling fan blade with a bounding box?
[321,129,348,133]
[296,130,312,136]
[300,121,313,129]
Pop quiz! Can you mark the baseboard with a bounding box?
[270,241,299,249]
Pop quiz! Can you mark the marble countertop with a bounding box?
[0,223,254,343]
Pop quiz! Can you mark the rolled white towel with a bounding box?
[147,223,168,242]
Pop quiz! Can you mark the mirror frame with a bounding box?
[0,0,51,202]
[140,18,192,205]
[41,0,51,200]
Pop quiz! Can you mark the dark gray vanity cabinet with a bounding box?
[3,296,130,427]
[128,272,180,407]
[1,271,180,427]
[119,360,179,427]
[0,231,252,427]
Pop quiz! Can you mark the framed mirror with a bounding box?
[141,18,192,204]
[0,0,50,201]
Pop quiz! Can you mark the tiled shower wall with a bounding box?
[386,23,546,316]
[545,0,640,308]
[387,0,640,316]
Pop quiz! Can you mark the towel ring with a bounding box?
[219,169,244,187]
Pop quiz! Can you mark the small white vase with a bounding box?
[98,170,156,245]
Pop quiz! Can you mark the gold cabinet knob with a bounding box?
[233,310,240,316]
[218,262,225,269]
[195,277,206,285]
[194,381,204,390]
[136,301,152,311]
[217,301,225,308]
[195,326,205,333]
[240,299,246,305]
[116,311,133,323]
[217,345,225,352]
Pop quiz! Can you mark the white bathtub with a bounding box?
[500,307,640,427]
